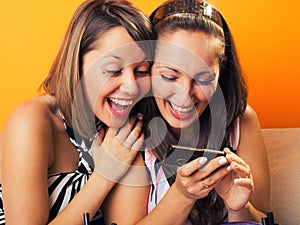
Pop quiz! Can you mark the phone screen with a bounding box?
[161,145,226,182]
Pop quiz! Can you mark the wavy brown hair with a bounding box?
[40,0,153,138]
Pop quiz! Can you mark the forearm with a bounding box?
[136,185,195,225]
[50,172,115,225]
[228,201,266,223]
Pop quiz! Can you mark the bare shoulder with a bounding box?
[240,105,262,131]
[238,104,266,155]
[3,94,57,131]
[1,94,60,156]
[0,94,63,182]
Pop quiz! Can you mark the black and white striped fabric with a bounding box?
[0,117,105,225]
[0,186,4,225]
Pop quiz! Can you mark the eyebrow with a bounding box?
[156,65,180,73]
[103,54,149,62]
[157,65,214,78]
[194,70,214,78]
[103,55,123,61]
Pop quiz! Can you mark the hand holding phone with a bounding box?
[161,144,226,181]
[164,144,226,167]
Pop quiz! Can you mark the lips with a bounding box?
[168,101,195,120]
[170,102,193,113]
[108,97,133,116]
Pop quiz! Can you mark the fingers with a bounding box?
[201,164,231,188]
[115,116,143,149]
[125,120,143,148]
[131,133,144,151]
[233,177,253,187]
[178,154,230,187]
[178,153,230,179]
[201,155,228,170]
[230,161,251,179]
[198,155,230,184]
[176,147,254,202]
[178,156,208,177]
[175,156,232,200]
[104,115,143,151]
[116,119,131,140]
[225,147,246,165]
[233,177,254,194]
[225,148,251,179]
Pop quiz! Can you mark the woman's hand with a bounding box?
[92,116,144,182]
[215,148,254,212]
[173,154,230,201]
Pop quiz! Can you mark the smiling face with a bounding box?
[81,27,151,129]
[152,29,224,130]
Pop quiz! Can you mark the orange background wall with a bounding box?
[0,0,299,131]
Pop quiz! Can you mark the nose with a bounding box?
[173,77,194,106]
[119,68,139,96]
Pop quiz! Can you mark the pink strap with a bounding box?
[230,117,240,150]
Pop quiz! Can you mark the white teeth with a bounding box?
[110,98,133,106]
[170,102,193,113]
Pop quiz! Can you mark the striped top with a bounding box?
[0,118,105,225]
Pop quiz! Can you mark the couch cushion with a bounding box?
[262,128,300,225]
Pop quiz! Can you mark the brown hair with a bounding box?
[40,0,153,138]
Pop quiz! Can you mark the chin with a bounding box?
[167,119,194,130]
[108,117,128,129]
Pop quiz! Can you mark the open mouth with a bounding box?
[167,101,197,120]
[169,101,194,114]
[108,97,133,114]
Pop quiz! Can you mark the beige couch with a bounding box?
[262,128,300,225]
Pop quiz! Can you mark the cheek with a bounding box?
[151,77,174,99]
[83,66,112,105]
[137,76,151,95]
[196,82,218,102]
[91,84,110,117]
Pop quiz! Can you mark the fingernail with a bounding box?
[226,165,232,171]
[137,113,143,120]
[233,178,247,184]
[226,154,232,160]
[199,157,208,165]
[218,157,227,165]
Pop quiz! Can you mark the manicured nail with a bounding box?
[234,178,248,184]
[226,165,232,171]
[199,157,208,165]
[137,113,143,120]
[233,178,240,184]
[218,157,227,165]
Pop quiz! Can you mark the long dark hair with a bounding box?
[143,0,248,224]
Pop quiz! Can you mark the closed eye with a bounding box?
[195,77,215,85]
[106,69,122,76]
[135,61,150,77]
[194,71,216,86]
[157,66,178,82]
[135,70,150,76]
[161,74,177,81]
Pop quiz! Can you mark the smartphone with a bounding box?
[161,145,226,181]
[164,144,226,167]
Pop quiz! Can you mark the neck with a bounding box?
[169,121,200,147]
